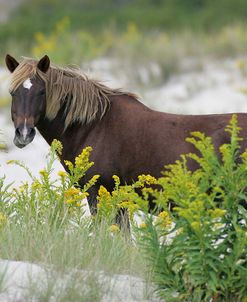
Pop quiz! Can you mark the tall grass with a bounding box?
[0,139,149,300]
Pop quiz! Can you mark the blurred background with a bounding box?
[1,0,247,184]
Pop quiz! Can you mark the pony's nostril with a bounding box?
[15,128,21,137]
[29,128,36,137]
[15,126,35,140]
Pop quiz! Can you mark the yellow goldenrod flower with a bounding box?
[158,211,169,219]
[139,222,147,229]
[31,181,42,190]
[155,211,173,229]
[6,160,15,165]
[64,187,81,197]
[64,199,74,204]
[86,175,100,188]
[98,185,111,198]
[39,169,48,177]
[75,146,92,167]
[0,143,6,150]
[112,175,120,185]
[58,171,67,178]
[108,224,120,233]
[64,160,74,171]
[18,183,28,193]
[209,208,226,218]
[34,31,45,43]
[0,212,7,228]
[118,201,140,219]
[63,186,89,208]
[138,174,157,185]
[191,221,201,231]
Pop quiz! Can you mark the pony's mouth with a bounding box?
[13,140,27,148]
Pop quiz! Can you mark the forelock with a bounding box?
[9,59,47,92]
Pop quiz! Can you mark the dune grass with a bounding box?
[0,219,146,301]
[0,140,150,300]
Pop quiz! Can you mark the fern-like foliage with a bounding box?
[95,115,246,301]
[134,115,247,301]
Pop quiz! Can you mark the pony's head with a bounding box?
[5,54,50,148]
[5,54,137,149]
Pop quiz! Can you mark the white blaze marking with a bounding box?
[23,118,28,140]
[23,78,32,90]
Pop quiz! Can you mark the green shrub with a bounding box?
[97,114,247,301]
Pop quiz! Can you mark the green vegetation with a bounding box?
[3,0,247,37]
[5,17,246,86]
[96,115,247,301]
[1,0,247,80]
[0,115,246,301]
[1,2,246,299]
[0,140,147,300]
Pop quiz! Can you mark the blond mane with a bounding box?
[10,58,138,128]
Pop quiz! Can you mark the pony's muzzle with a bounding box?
[14,125,36,148]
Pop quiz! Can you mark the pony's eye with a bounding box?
[39,90,45,96]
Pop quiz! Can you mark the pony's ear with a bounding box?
[37,55,50,73]
[5,54,19,73]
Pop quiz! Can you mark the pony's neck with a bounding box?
[36,105,95,162]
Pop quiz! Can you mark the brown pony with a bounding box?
[5,54,247,214]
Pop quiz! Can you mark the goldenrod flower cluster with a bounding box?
[64,146,94,185]
[190,221,201,232]
[51,139,63,155]
[135,174,157,188]
[118,200,140,219]
[98,185,111,199]
[155,211,173,229]
[139,222,147,229]
[31,180,42,190]
[0,212,7,228]
[208,208,226,218]
[75,146,93,168]
[18,183,28,193]
[112,175,120,187]
[108,224,120,233]
[39,169,48,178]
[64,187,88,208]
[32,17,69,58]
[58,170,67,178]
[97,186,113,217]
[83,175,100,192]
[64,160,73,172]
